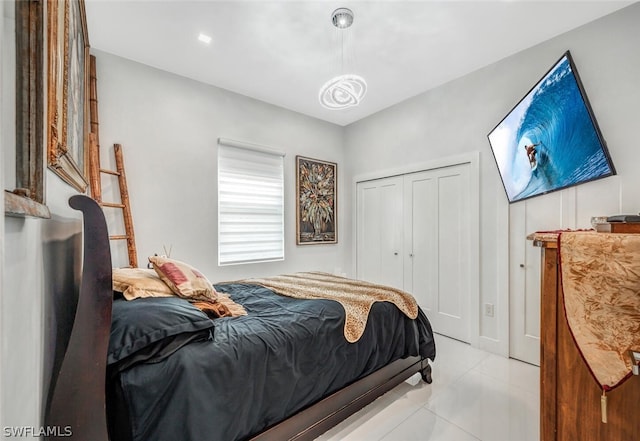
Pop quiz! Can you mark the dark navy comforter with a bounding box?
[107,283,436,441]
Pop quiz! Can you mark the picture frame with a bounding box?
[47,0,90,192]
[296,156,337,245]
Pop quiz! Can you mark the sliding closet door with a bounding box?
[403,164,471,342]
[356,176,404,289]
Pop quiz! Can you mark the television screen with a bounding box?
[487,51,615,203]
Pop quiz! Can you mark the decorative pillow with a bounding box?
[108,297,214,365]
[113,268,174,300]
[149,256,216,302]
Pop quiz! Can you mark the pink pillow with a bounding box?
[148,256,216,302]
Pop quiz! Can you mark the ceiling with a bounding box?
[85,0,632,126]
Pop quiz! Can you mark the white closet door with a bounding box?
[356,176,404,289]
[403,164,471,342]
[509,193,563,365]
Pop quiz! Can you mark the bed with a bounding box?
[46,195,436,441]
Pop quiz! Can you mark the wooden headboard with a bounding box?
[46,195,112,440]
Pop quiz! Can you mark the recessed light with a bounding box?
[198,33,212,44]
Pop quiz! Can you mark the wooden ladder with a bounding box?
[88,55,138,268]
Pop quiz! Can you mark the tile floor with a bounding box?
[316,334,540,441]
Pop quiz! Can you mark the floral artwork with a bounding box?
[296,156,337,244]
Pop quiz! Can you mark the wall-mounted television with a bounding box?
[487,51,616,203]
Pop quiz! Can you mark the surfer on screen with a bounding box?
[524,143,540,168]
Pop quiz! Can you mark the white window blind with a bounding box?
[217,139,285,265]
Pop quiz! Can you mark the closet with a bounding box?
[356,163,473,342]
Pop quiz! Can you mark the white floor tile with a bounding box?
[431,334,492,372]
[474,354,540,396]
[315,336,540,441]
[408,334,493,401]
[316,389,421,441]
[424,370,539,441]
[380,408,480,441]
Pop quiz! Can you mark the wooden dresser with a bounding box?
[531,233,640,441]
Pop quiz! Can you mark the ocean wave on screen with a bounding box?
[512,57,611,201]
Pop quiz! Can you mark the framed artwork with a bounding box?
[296,156,337,245]
[47,0,89,192]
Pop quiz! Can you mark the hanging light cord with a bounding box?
[319,8,367,110]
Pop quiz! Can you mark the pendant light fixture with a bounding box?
[319,8,367,110]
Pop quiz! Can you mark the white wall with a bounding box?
[3,179,84,437]
[2,1,85,437]
[0,0,6,433]
[343,3,640,355]
[93,50,347,281]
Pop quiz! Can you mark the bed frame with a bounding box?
[46,195,432,441]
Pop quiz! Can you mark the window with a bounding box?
[217,138,285,265]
